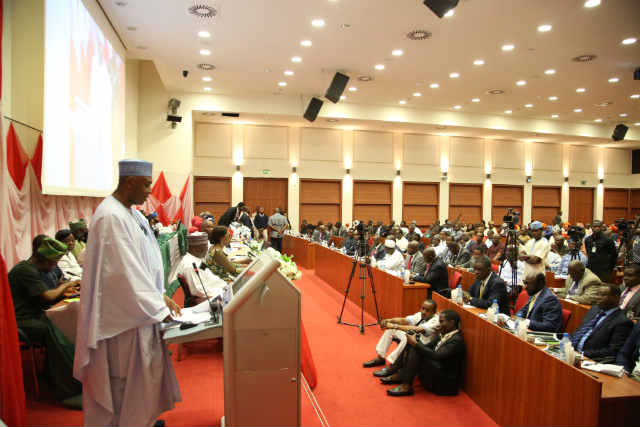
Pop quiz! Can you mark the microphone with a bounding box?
[192,262,220,323]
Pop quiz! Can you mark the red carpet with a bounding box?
[23,267,497,426]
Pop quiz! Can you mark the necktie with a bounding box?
[526,293,540,317]
[479,276,488,297]
[407,255,413,270]
[569,280,579,296]
[571,310,606,351]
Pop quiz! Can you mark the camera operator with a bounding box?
[554,238,587,276]
[584,220,618,282]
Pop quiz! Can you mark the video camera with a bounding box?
[615,218,635,233]
[567,225,585,242]
[503,208,520,230]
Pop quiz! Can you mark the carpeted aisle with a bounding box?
[24,267,497,426]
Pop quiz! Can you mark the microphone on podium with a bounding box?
[192,262,221,323]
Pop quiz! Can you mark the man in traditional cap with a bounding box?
[379,239,404,273]
[74,159,182,426]
[8,237,82,406]
[175,232,228,301]
[69,219,88,264]
[519,221,550,279]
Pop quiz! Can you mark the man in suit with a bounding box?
[404,241,426,277]
[616,321,640,378]
[218,202,245,227]
[570,284,633,362]
[516,272,563,332]
[584,220,618,282]
[405,224,421,242]
[446,241,471,267]
[383,310,466,397]
[620,263,640,320]
[369,235,386,261]
[412,248,448,294]
[311,225,329,243]
[555,261,602,305]
[462,256,509,314]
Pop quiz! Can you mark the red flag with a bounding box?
[31,134,44,189]
[6,123,29,189]
[150,171,171,204]
[0,254,27,426]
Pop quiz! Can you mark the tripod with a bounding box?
[337,256,382,334]
[499,227,521,312]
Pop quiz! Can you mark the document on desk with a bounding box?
[171,299,214,324]
[581,361,624,378]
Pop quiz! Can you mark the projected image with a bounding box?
[44,0,125,195]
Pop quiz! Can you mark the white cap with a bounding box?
[384,239,396,249]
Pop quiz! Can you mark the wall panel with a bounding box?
[243,178,288,217]
[631,190,640,218]
[605,149,631,175]
[354,131,393,163]
[494,141,524,170]
[354,181,392,223]
[299,179,342,225]
[403,182,439,228]
[533,143,562,171]
[449,183,482,223]
[570,146,598,173]
[244,125,288,160]
[532,186,561,224]
[569,187,594,224]
[450,137,483,168]
[194,176,232,221]
[300,128,342,161]
[194,123,232,158]
[403,134,440,165]
[603,188,629,224]
[491,185,523,224]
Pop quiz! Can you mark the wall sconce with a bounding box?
[396,170,401,176]
[236,165,241,172]
[526,176,532,183]
[292,166,297,173]
[442,171,448,181]
[346,168,350,174]
[564,177,569,183]
[599,178,604,184]
[486,173,491,179]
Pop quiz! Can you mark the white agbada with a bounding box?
[58,251,83,279]
[521,236,550,278]
[175,252,227,299]
[380,249,405,273]
[74,196,181,426]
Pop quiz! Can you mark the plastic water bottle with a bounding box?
[330,241,335,250]
[402,268,410,283]
[455,284,463,305]
[487,299,498,323]
[514,313,523,333]
[559,333,571,361]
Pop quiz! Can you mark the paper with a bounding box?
[171,299,216,324]
[581,361,624,378]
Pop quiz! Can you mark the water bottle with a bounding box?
[330,241,335,250]
[514,313,522,334]
[559,333,571,361]
[487,299,498,323]
[370,256,377,268]
[402,268,410,283]
[455,284,463,305]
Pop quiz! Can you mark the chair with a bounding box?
[18,328,42,400]
[561,309,572,333]
[177,275,199,308]
[491,263,499,273]
[513,290,529,313]
[449,271,462,289]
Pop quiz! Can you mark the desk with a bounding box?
[433,293,639,426]
[559,298,592,334]
[45,299,79,344]
[329,236,344,248]
[313,244,430,319]
[282,235,316,269]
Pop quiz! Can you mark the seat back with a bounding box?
[449,271,462,289]
[177,274,199,308]
[561,309,572,333]
[514,289,529,313]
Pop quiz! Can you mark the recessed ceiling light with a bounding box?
[608,77,620,83]
[472,98,480,103]
[631,94,640,99]
[449,72,460,78]
[620,113,628,117]
[202,76,212,82]
[504,110,512,114]
[278,81,287,87]
[197,63,216,70]
[430,83,439,89]
[284,70,294,76]
[406,29,432,40]
[374,64,385,70]
[548,96,558,101]
[392,49,404,56]
[198,31,211,38]
[454,105,462,110]
[635,122,640,126]
[584,0,601,8]
[473,59,485,66]
[538,24,552,32]
[300,40,312,47]
[444,9,455,18]
[203,87,212,92]
[516,80,527,86]
[544,69,556,75]
[199,49,211,56]
[311,19,325,27]
[573,54,597,62]
[413,92,422,97]
[399,100,407,105]
[551,114,559,118]
[576,87,586,93]
[340,95,346,100]
[524,103,533,108]
[291,56,302,63]
[594,118,603,122]
[357,75,373,82]
[622,37,637,45]
[502,44,515,51]
[573,108,583,113]
[487,89,504,95]
[349,86,358,92]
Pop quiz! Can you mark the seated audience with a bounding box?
[312,224,330,243]
[413,248,449,293]
[405,224,421,242]
[443,241,467,267]
[69,219,88,265]
[430,236,446,257]
[461,246,486,270]
[334,221,347,237]
[378,239,404,273]
[54,229,83,279]
[364,300,439,368]
[206,226,245,279]
[554,238,587,276]
[369,235,386,260]
[498,245,525,293]
[486,234,505,262]
[394,228,409,253]
[382,310,466,397]
[462,256,509,314]
[516,273,563,332]
[343,230,355,254]
[617,321,640,378]
[555,261,601,304]
[8,237,82,404]
[570,284,632,362]
[404,241,427,277]
[176,232,228,300]
[620,263,640,320]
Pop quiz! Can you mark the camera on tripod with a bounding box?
[503,208,520,230]
[567,225,585,242]
[615,218,635,233]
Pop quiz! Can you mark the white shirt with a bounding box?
[58,252,83,279]
[175,252,227,299]
[546,251,562,271]
[396,236,409,252]
[500,259,525,292]
[434,242,447,257]
[405,312,440,343]
[380,250,405,272]
[522,237,551,264]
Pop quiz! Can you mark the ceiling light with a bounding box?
[472,98,480,103]
[594,118,603,122]
[406,30,432,40]
[413,92,422,97]
[620,113,628,117]
[630,94,640,99]
[551,114,559,118]
[454,105,462,110]
[548,96,558,101]
[487,89,504,95]
[505,110,512,114]
[284,70,294,76]
[576,88,586,93]
[199,49,211,56]
[197,31,211,38]
[544,69,556,75]
[291,56,302,63]
[635,123,640,126]
[524,103,533,108]
[622,37,637,45]
[311,19,325,27]
[300,40,312,47]
[502,44,515,51]
[444,9,455,18]
[277,81,288,87]
[392,49,404,56]
[375,64,385,70]
[573,54,597,62]
[584,0,601,7]
[573,108,582,113]
[608,77,620,83]
[348,86,357,92]
[449,72,460,78]
[399,100,407,105]
[516,80,527,86]
[188,4,217,18]
[114,1,127,5]
[430,83,439,89]
[202,76,212,82]
[203,87,212,92]
[197,63,215,70]
[340,95,346,100]
[538,24,552,32]
[473,59,485,66]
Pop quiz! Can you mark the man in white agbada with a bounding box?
[73,159,182,426]
[519,221,550,279]
[175,232,227,300]
[379,239,405,273]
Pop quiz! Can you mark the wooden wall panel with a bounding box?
[532,207,559,225]
[532,186,561,224]
[299,179,341,225]
[569,187,594,224]
[353,204,392,223]
[300,204,341,225]
[449,184,482,223]
[403,182,439,228]
[243,178,288,217]
[353,181,392,204]
[403,205,438,227]
[631,190,640,218]
[492,185,523,224]
[603,188,630,224]
[449,206,483,224]
[194,176,231,221]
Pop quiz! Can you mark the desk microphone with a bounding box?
[192,262,221,323]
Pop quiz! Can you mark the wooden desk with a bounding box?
[282,235,316,269]
[313,244,430,319]
[453,268,476,291]
[433,293,640,426]
[559,298,592,334]
[329,236,344,248]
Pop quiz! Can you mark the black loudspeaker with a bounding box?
[304,97,323,122]
[612,124,629,141]
[633,150,640,174]
[634,67,640,80]
[423,0,459,18]
[325,72,349,103]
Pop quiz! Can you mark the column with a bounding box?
[392,133,403,223]
[482,139,493,222]
[342,130,354,225]
[439,136,450,222]
[561,145,570,222]
[288,127,301,232]
[595,150,604,221]
[523,143,533,224]
[231,125,244,205]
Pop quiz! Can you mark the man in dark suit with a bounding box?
[570,283,632,362]
[412,248,448,294]
[584,220,618,282]
[516,273,563,332]
[616,321,640,377]
[462,256,509,314]
[218,202,245,227]
[369,235,386,261]
[383,310,465,396]
[620,263,640,321]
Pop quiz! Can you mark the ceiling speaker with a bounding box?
[325,72,350,103]
[612,124,628,141]
[304,97,323,122]
[423,0,459,18]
